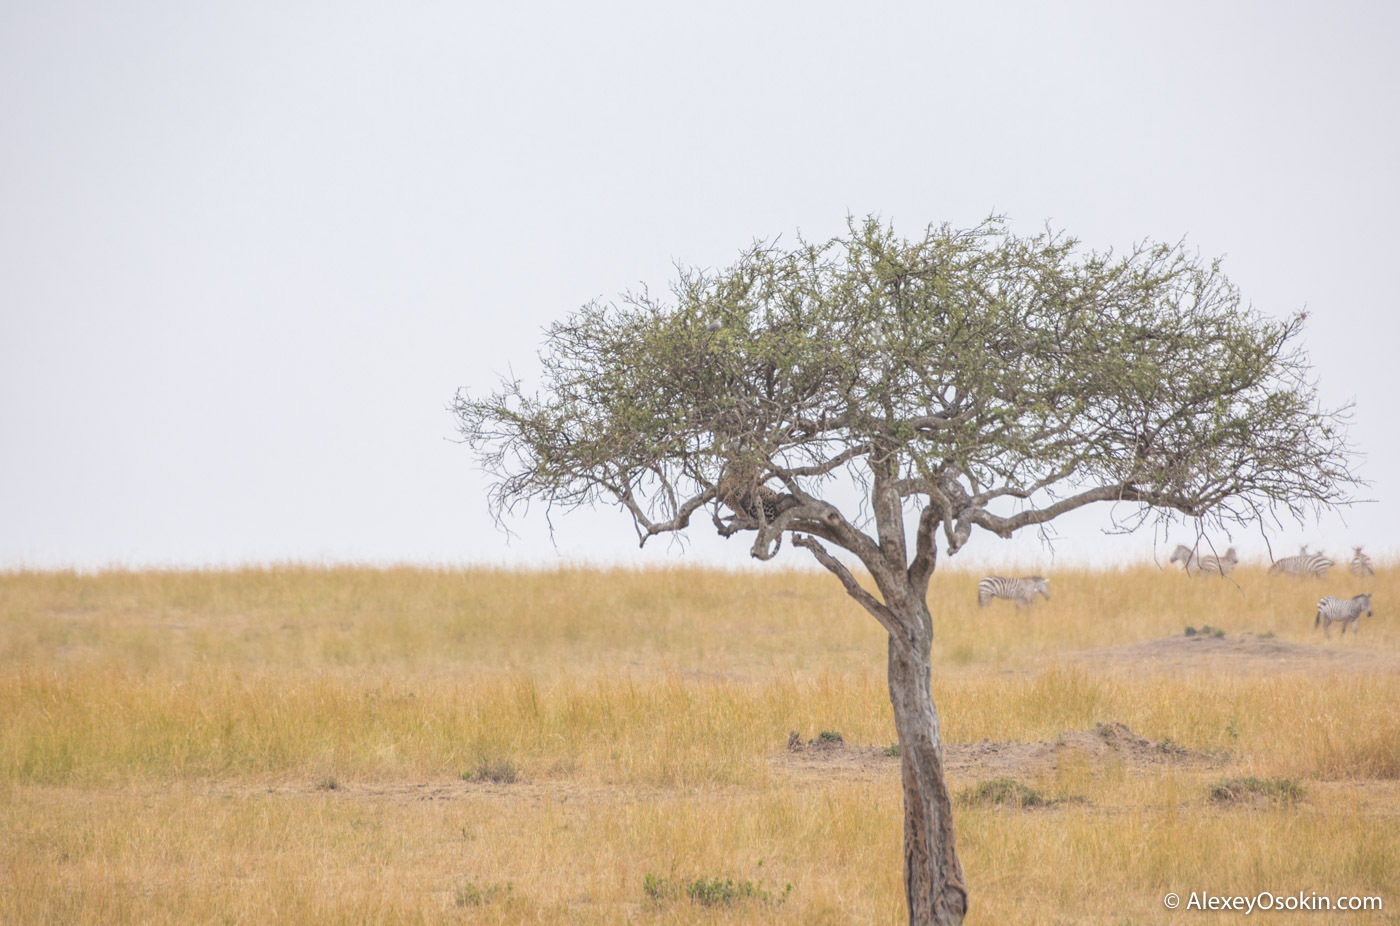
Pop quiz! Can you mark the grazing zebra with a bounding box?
[1351,546,1375,578]
[1168,544,1239,577]
[977,576,1050,607]
[1268,546,1333,578]
[1314,593,1373,638]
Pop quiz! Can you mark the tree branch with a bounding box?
[618,484,716,546]
[793,534,902,637]
[949,482,1211,553]
[908,504,941,597]
[765,443,870,478]
[871,450,908,572]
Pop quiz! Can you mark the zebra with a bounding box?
[1168,544,1239,577]
[1351,546,1375,578]
[977,576,1050,607]
[1268,546,1333,578]
[1314,593,1373,638]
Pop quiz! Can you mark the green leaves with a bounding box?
[454,217,1354,548]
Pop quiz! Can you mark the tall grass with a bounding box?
[1,563,1395,923]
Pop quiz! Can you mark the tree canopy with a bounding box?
[455,217,1353,576]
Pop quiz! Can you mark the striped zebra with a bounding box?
[977,576,1050,607]
[1268,546,1333,578]
[1168,544,1239,577]
[1314,593,1373,638]
[1351,546,1375,578]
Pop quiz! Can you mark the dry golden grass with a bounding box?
[1,562,1396,923]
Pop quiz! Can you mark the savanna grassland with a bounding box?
[2,563,1397,924]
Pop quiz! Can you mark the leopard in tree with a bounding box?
[715,462,800,524]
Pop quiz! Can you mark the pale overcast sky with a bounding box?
[2,1,1397,572]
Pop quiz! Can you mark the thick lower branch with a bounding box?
[793,535,901,637]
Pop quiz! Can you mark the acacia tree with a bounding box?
[453,218,1353,925]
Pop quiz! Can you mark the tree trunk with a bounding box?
[888,625,967,925]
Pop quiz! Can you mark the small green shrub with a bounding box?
[644,873,791,907]
[315,776,340,791]
[455,881,512,906]
[1209,777,1304,804]
[958,778,1048,808]
[883,743,901,757]
[643,873,675,901]
[817,730,844,744]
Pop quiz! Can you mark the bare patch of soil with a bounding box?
[778,722,1219,782]
[1067,632,1400,674]
[260,777,636,808]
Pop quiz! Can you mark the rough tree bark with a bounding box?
[888,614,967,924]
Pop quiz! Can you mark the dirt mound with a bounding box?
[1068,632,1399,674]
[778,722,1216,782]
[782,731,894,780]
[944,722,1212,779]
